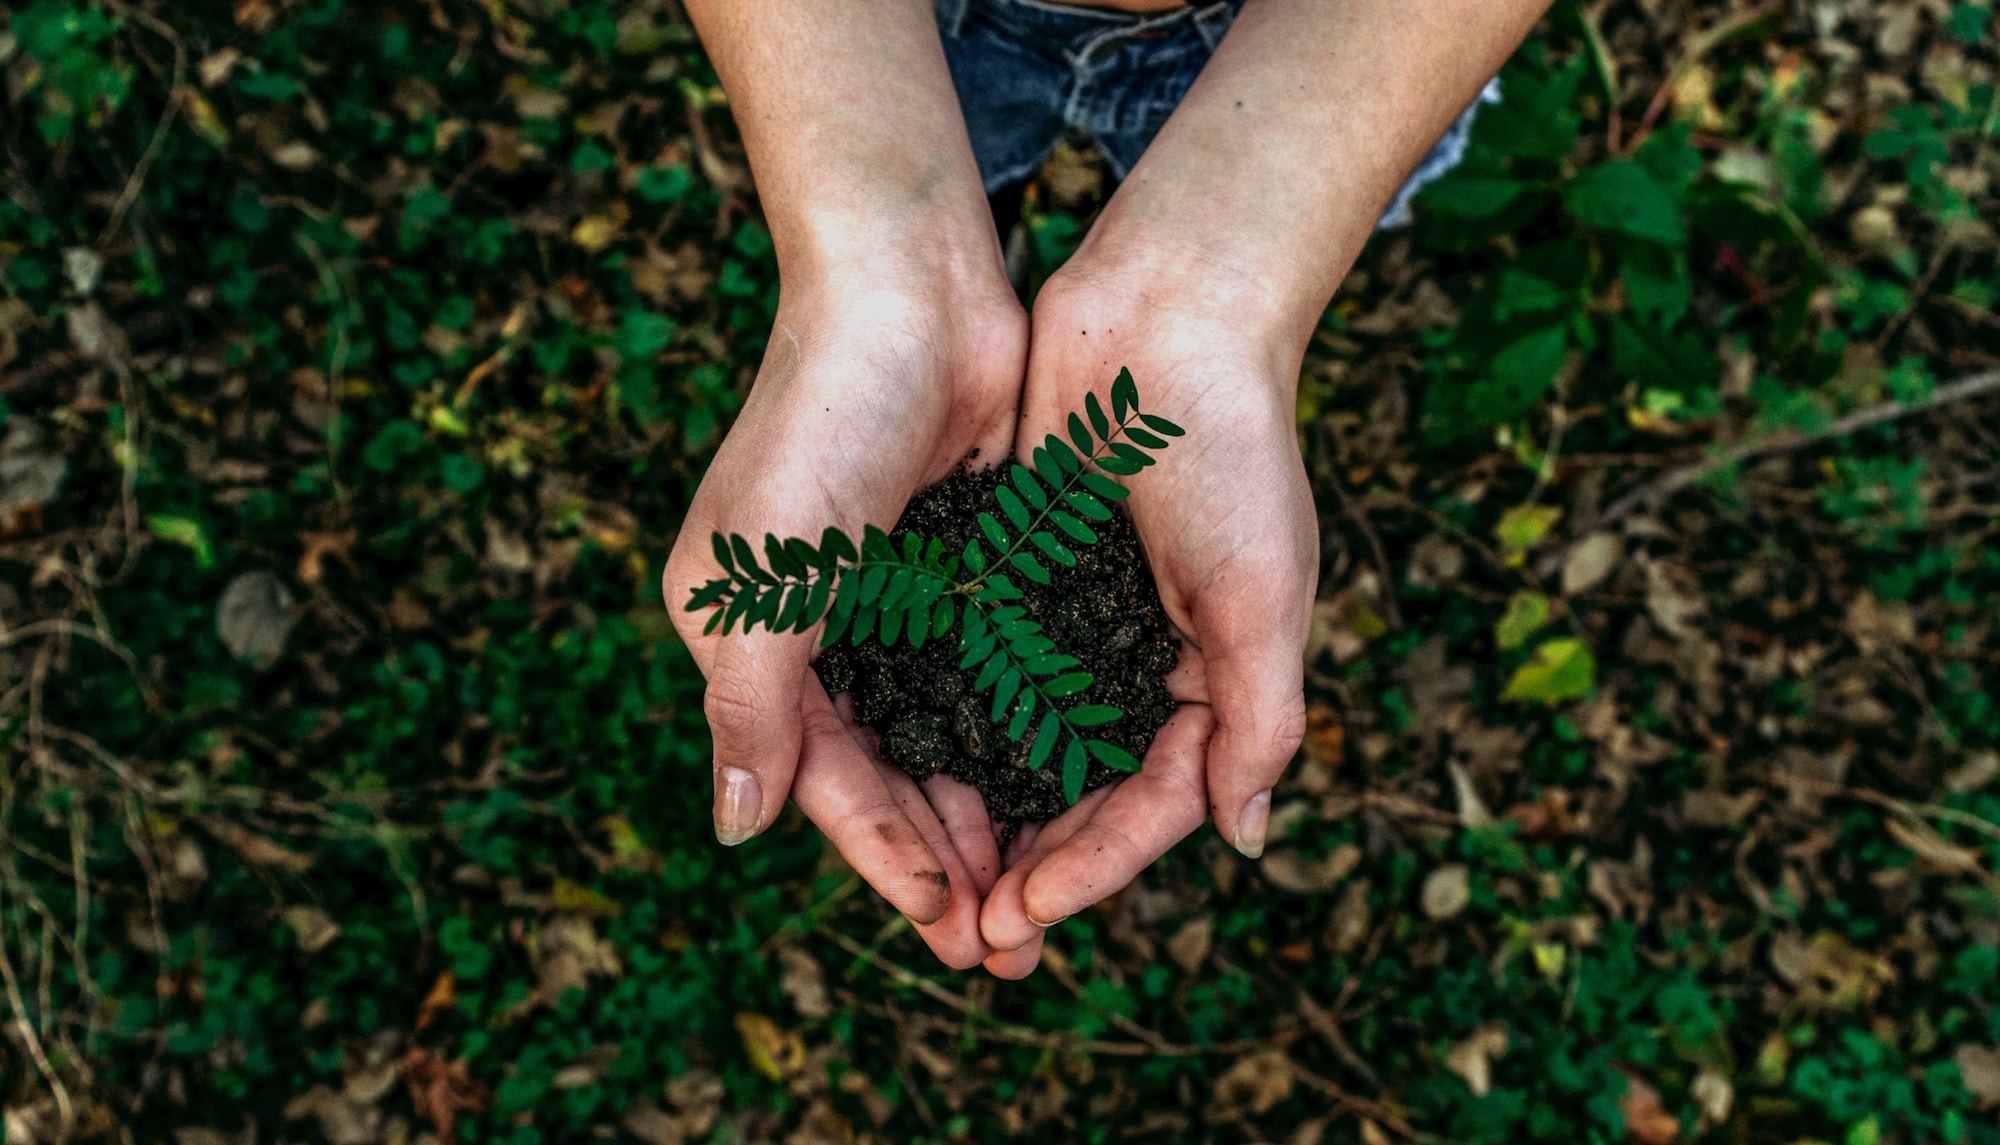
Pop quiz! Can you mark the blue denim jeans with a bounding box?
[934,0,1498,228]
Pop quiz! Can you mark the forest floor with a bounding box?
[3,0,2000,1143]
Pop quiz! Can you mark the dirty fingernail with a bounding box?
[1026,907,1069,929]
[1234,789,1272,859]
[715,766,762,846]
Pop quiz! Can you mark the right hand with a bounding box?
[664,261,1026,968]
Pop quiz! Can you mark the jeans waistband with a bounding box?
[936,0,1236,53]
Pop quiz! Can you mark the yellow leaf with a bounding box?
[1502,638,1596,704]
[572,214,621,251]
[551,877,622,918]
[1494,591,1550,650]
[734,1012,803,1082]
[184,90,230,147]
[1532,941,1567,979]
[1493,504,1561,566]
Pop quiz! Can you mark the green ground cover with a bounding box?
[3,0,1999,1142]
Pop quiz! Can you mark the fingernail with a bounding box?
[715,766,762,846]
[1234,789,1272,859]
[1026,908,1070,929]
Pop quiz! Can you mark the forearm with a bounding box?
[1074,0,1549,352]
[684,0,1001,286]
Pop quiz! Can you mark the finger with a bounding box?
[701,633,813,845]
[979,777,1122,953]
[791,685,957,928]
[982,932,1044,980]
[1200,619,1307,860]
[880,764,993,969]
[924,774,1002,896]
[1017,703,1213,928]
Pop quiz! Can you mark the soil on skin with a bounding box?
[814,463,1179,829]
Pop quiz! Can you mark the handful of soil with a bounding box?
[814,464,1178,828]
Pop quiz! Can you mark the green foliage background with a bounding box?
[1,0,1998,1143]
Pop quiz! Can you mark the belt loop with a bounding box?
[935,0,969,38]
[1192,0,1237,49]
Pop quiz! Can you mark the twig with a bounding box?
[1287,1061,1422,1141]
[1591,368,2000,533]
[96,1,187,248]
[1298,988,1382,1091]
[1330,482,1403,629]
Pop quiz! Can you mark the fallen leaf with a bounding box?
[1167,916,1214,972]
[1502,638,1597,703]
[1421,864,1471,920]
[1261,844,1361,894]
[283,905,340,954]
[197,47,242,87]
[0,422,68,527]
[1494,504,1562,564]
[400,1046,490,1144]
[1207,1050,1294,1123]
[778,947,832,1020]
[1445,1023,1509,1096]
[735,1012,804,1081]
[1690,1067,1733,1127]
[1618,1071,1679,1144]
[1955,1044,2000,1108]
[551,877,622,917]
[1449,761,1495,827]
[1495,591,1551,650]
[283,1085,380,1145]
[1562,533,1622,595]
[416,972,457,1031]
[217,571,297,670]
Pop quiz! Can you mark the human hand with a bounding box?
[978,256,1317,976]
[665,260,1026,969]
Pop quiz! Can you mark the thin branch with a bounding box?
[96,1,187,248]
[1592,368,2000,533]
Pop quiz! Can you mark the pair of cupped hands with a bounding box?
[663,235,1318,978]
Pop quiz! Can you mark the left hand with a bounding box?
[977,249,1318,976]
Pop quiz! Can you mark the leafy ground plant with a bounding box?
[685,368,1182,805]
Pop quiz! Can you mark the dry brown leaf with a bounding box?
[1618,1071,1679,1144]
[1955,1044,2000,1108]
[1262,844,1361,895]
[1206,1050,1295,1123]
[1445,1024,1509,1096]
[284,905,341,955]
[416,972,457,1031]
[400,1047,490,1144]
[1562,533,1622,595]
[1421,863,1471,920]
[1166,916,1214,973]
[778,947,832,1020]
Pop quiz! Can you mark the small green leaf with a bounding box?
[1494,504,1563,564]
[859,565,887,605]
[902,532,922,564]
[1085,392,1111,441]
[1066,491,1113,521]
[820,527,857,563]
[711,533,735,573]
[1494,591,1551,650]
[1067,705,1122,727]
[1010,551,1050,584]
[963,538,987,574]
[1501,637,1597,703]
[960,634,996,670]
[962,607,989,643]
[931,596,953,638]
[1124,426,1168,450]
[832,566,861,618]
[1049,511,1099,545]
[1008,692,1034,740]
[984,573,1023,601]
[979,512,1010,551]
[1078,472,1129,501]
[1068,413,1093,456]
[1029,710,1061,770]
[879,567,915,611]
[821,601,852,647]
[991,667,1022,721]
[1032,447,1062,489]
[724,586,756,633]
[1022,654,1080,676]
[686,579,730,611]
[1043,671,1094,697]
[784,536,819,572]
[1030,531,1076,566]
[879,603,904,647]
[1046,435,1082,473]
[974,651,1008,690]
[1098,454,1142,477]
[1085,740,1141,772]
[1010,464,1048,509]
[800,573,833,629]
[1062,737,1087,804]
[774,583,806,630]
[705,610,725,636]
[1139,413,1185,437]
[1112,368,1138,420]
[861,524,894,560]
[765,534,805,578]
[850,604,877,643]
[730,535,767,582]
[995,485,1031,531]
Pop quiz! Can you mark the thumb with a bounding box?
[1201,619,1307,860]
[702,633,812,845]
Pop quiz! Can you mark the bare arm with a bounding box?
[981,0,1551,976]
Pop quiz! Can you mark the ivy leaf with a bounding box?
[1502,637,1598,703]
[1494,591,1551,650]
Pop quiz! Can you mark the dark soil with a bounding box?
[814,464,1178,828]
